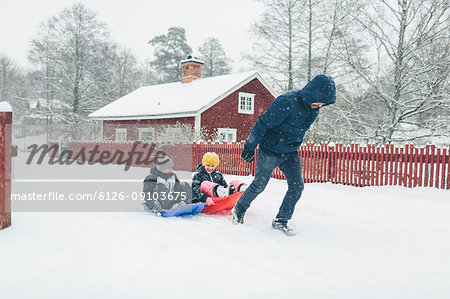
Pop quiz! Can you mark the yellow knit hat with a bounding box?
[202,152,219,167]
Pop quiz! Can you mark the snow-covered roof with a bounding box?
[89,71,277,120]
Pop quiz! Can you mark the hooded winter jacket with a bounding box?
[143,166,179,193]
[143,166,188,210]
[245,75,336,154]
[191,163,228,203]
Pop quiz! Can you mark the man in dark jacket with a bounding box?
[232,75,336,235]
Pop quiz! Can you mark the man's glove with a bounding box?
[206,197,215,206]
[241,146,255,163]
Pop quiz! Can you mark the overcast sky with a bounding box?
[0,0,264,72]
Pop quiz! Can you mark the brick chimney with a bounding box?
[181,55,204,83]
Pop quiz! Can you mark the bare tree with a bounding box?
[317,0,354,75]
[305,0,375,143]
[245,0,351,92]
[0,54,30,119]
[198,38,232,77]
[244,0,306,92]
[341,0,450,144]
[112,47,143,98]
[28,3,120,126]
[0,54,20,102]
[139,58,159,86]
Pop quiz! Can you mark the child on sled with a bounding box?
[143,155,191,216]
[192,152,247,206]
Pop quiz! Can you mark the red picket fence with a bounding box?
[195,142,450,190]
[53,141,449,190]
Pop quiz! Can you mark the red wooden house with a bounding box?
[89,56,277,142]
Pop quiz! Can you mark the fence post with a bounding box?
[402,144,408,187]
[375,145,381,186]
[413,146,419,187]
[371,145,376,186]
[429,144,436,187]
[362,145,368,187]
[337,143,343,184]
[418,147,424,187]
[343,145,350,185]
[408,144,414,188]
[388,144,394,185]
[0,102,12,230]
[440,147,447,190]
[351,144,356,186]
[424,145,430,187]
[434,147,441,189]
[327,144,334,183]
[447,146,450,190]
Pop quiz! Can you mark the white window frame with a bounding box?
[138,127,155,142]
[238,92,255,114]
[115,128,127,142]
[217,128,237,143]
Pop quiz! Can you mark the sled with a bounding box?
[201,191,244,215]
[142,202,206,217]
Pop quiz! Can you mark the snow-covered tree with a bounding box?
[244,0,305,92]
[245,0,352,92]
[139,58,159,86]
[28,3,122,126]
[0,54,20,103]
[303,0,372,143]
[198,38,232,77]
[148,27,192,83]
[339,0,450,144]
[110,47,143,98]
[0,54,29,119]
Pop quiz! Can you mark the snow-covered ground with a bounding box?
[1,150,449,298]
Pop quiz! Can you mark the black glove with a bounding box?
[241,146,255,163]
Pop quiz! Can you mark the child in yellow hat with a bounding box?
[192,152,234,205]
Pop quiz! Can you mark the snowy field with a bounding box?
[1,150,449,298]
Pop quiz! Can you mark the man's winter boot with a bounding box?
[231,206,244,225]
[272,219,295,236]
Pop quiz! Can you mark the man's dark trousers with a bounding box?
[235,149,304,223]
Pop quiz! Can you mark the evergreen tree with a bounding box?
[148,27,192,83]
